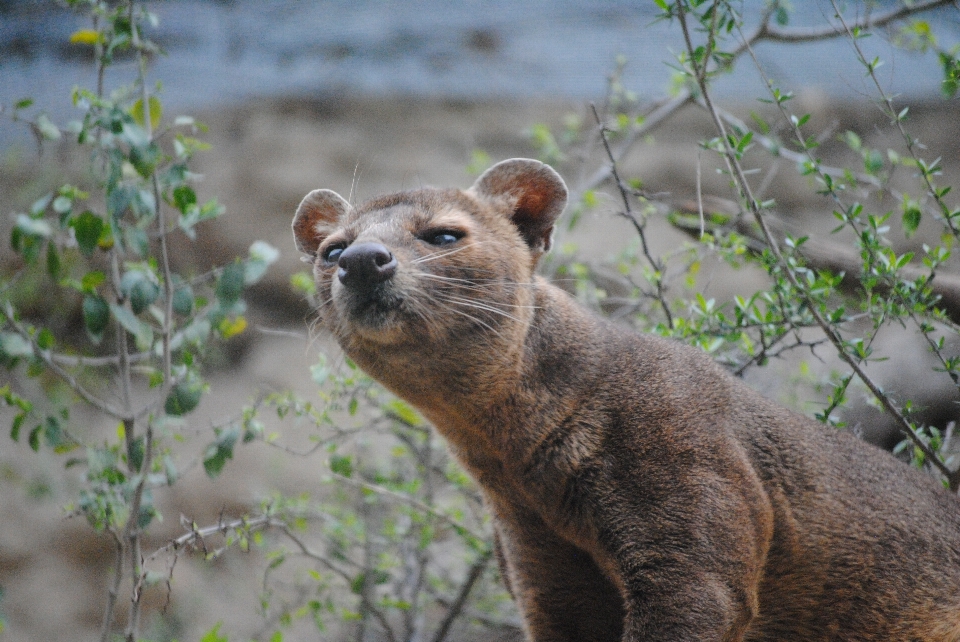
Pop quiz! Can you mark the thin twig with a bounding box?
[327,471,485,542]
[430,548,494,642]
[591,103,674,328]
[100,530,125,642]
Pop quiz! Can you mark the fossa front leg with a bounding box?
[493,504,625,642]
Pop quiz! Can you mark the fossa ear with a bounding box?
[292,189,351,255]
[469,158,568,253]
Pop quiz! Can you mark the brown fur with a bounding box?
[292,158,960,641]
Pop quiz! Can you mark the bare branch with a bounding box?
[48,351,152,368]
[430,548,494,642]
[100,530,124,642]
[749,0,955,44]
[591,104,674,328]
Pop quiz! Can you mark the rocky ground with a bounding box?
[1,94,959,641]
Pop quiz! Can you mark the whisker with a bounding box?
[413,244,474,264]
[417,272,538,290]
[437,293,537,314]
[434,294,524,323]
[417,275,512,293]
[440,305,505,339]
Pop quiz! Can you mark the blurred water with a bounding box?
[1,0,958,146]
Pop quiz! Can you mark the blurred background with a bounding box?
[2,0,959,128]
[1,1,959,641]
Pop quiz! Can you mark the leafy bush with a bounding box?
[2,1,278,639]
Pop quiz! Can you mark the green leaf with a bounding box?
[87,446,120,480]
[216,262,245,306]
[107,185,133,220]
[310,360,329,385]
[172,185,197,213]
[52,195,72,214]
[36,328,54,351]
[245,241,279,285]
[29,194,52,216]
[218,316,247,338]
[330,454,353,478]
[131,95,162,131]
[864,149,884,174]
[941,51,960,98]
[775,6,789,26]
[165,374,204,417]
[81,271,106,292]
[70,28,101,45]
[44,415,75,453]
[290,271,317,297]
[903,204,922,238]
[123,227,150,257]
[14,213,52,239]
[163,455,178,484]
[350,569,389,594]
[35,114,61,141]
[83,295,109,343]
[130,279,160,314]
[129,142,162,178]
[350,573,366,595]
[120,121,150,148]
[903,208,921,236]
[0,332,33,359]
[109,303,152,347]
[71,211,105,256]
[202,425,240,478]
[11,413,25,442]
[172,284,194,316]
[385,399,423,427]
[46,244,61,279]
[199,622,228,642]
[4,387,32,442]
[28,425,41,452]
[179,197,225,234]
[127,435,145,472]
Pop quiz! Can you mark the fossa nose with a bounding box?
[337,241,398,291]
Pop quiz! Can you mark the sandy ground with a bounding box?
[2,94,959,641]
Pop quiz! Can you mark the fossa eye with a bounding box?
[422,230,464,246]
[322,243,347,264]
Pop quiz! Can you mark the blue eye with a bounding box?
[322,244,346,263]
[424,230,463,246]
